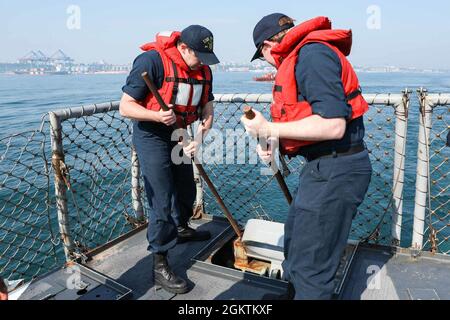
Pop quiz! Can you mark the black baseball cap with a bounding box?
[251,13,295,62]
[180,25,220,65]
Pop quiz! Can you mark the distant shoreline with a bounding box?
[2,71,450,76]
[0,71,129,76]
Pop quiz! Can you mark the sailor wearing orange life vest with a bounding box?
[241,14,373,300]
[120,25,219,294]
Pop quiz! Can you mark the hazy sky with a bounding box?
[1,0,450,68]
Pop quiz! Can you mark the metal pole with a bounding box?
[49,112,75,261]
[189,124,205,219]
[391,89,410,246]
[412,88,433,250]
[243,106,293,205]
[131,145,144,222]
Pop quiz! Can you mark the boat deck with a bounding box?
[86,216,287,300]
[13,216,450,300]
[341,243,450,300]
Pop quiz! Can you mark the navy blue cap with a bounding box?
[251,13,295,62]
[180,25,220,65]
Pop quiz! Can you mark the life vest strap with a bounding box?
[276,85,362,103]
[170,61,179,106]
[174,110,198,117]
[165,77,211,85]
[346,87,362,103]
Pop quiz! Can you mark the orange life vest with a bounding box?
[270,17,369,155]
[140,31,212,128]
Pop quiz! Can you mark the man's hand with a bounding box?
[158,104,176,126]
[240,109,271,138]
[256,137,278,165]
[182,140,199,158]
[256,144,272,164]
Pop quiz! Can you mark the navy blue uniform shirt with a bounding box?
[294,43,365,157]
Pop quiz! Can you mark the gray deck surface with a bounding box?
[87,217,450,300]
[20,217,448,300]
[340,244,450,300]
[87,217,286,300]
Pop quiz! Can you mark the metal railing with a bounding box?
[0,90,449,284]
[412,89,449,254]
[48,103,143,262]
[202,92,410,246]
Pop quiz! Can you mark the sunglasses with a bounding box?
[257,43,270,61]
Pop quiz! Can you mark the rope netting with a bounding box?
[423,103,449,254]
[0,91,448,285]
[56,108,141,254]
[201,94,406,246]
[0,124,63,281]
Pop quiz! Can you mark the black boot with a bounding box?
[153,253,189,294]
[177,225,211,244]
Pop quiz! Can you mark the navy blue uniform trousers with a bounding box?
[133,122,196,254]
[282,150,372,300]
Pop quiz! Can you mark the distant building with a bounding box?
[18,51,48,64]
[9,50,131,75]
[50,50,74,65]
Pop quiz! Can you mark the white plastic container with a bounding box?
[242,219,285,278]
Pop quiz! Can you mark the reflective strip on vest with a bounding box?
[174,83,204,106]
[191,84,203,106]
[174,83,190,106]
